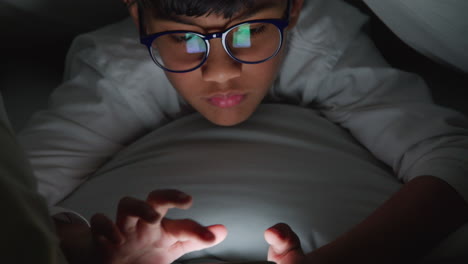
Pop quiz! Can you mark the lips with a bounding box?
[207,94,246,108]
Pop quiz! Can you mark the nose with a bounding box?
[201,39,242,83]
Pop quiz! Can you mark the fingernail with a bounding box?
[178,192,189,200]
[274,224,288,239]
[204,231,214,240]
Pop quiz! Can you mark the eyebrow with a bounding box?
[159,1,283,27]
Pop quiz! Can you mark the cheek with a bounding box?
[243,52,285,89]
[164,72,200,98]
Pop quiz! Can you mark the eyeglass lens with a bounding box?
[151,22,282,72]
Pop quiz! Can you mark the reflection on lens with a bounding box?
[233,24,252,48]
[186,34,207,54]
[151,33,207,72]
[227,22,281,63]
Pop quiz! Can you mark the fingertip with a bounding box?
[269,223,290,238]
[176,191,191,201]
[195,225,216,242]
[264,228,278,245]
[177,192,193,209]
[264,223,293,248]
[146,189,193,209]
[206,224,228,244]
[208,224,228,236]
[179,198,193,210]
[209,224,228,231]
[202,230,215,240]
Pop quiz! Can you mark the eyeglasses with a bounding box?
[137,1,291,73]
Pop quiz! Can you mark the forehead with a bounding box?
[148,0,286,27]
[231,0,286,20]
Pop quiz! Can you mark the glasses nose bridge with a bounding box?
[204,31,230,58]
[205,32,224,41]
[204,31,227,49]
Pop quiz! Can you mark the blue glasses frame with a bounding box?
[140,19,289,73]
[137,0,292,73]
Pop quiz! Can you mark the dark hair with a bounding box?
[138,0,256,19]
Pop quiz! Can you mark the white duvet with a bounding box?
[59,104,468,263]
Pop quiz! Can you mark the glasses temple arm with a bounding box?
[285,0,292,21]
[137,2,147,38]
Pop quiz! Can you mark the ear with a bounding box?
[122,0,139,27]
[288,0,304,29]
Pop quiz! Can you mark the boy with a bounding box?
[18,0,468,263]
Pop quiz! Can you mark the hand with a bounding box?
[90,189,228,264]
[264,223,306,264]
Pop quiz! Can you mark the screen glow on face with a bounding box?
[186,34,207,54]
[233,24,252,48]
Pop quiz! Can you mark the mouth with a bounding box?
[207,93,247,109]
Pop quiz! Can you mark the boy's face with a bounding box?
[127,0,303,126]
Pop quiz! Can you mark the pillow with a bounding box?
[59,106,467,261]
[363,0,468,73]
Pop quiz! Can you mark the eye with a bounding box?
[171,33,197,43]
[250,24,267,35]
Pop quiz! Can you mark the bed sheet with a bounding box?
[59,104,468,263]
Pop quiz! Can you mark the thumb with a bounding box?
[264,223,304,264]
[166,222,228,256]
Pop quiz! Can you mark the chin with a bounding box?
[209,117,249,127]
[205,112,253,127]
[194,98,261,127]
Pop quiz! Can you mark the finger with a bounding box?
[146,189,193,219]
[264,223,304,262]
[94,235,117,263]
[90,213,124,245]
[116,196,159,234]
[165,221,228,257]
[163,218,216,241]
[176,224,228,252]
[136,190,192,242]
